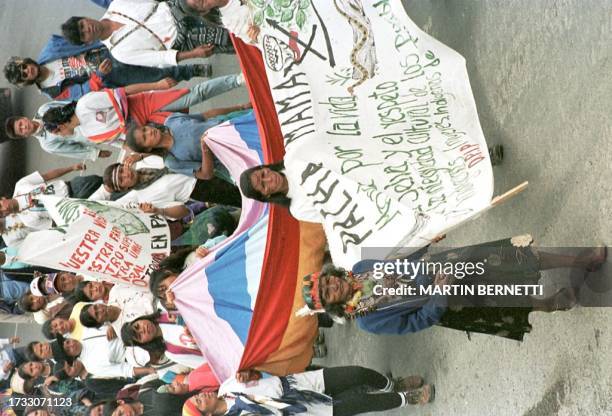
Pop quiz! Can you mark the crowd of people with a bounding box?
[0,1,608,416]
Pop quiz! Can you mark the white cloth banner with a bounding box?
[253,0,494,268]
[18,196,171,288]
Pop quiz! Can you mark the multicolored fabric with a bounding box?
[172,40,323,382]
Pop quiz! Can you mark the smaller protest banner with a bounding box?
[18,196,170,288]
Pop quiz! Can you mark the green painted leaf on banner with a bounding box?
[254,10,264,25]
[299,0,310,9]
[281,8,294,22]
[296,9,306,28]
[265,5,275,17]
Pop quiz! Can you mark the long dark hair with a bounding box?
[148,246,197,299]
[120,312,166,355]
[72,281,93,303]
[80,304,102,328]
[125,122,168,155]
[61,16,86,45]
[42,101,77,132]
[239,161,291,207]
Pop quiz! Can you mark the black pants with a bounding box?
[190,178,242,208]
[67,175,103,199]
[170,2,235,55]
[103,57,198,87]
[323,366,402,416]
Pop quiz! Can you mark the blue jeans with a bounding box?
[102,58,199,87]
[0,273,29,303]
[161,74,242,111]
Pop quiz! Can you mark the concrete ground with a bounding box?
[1,1,611,415]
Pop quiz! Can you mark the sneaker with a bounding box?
[193,64,213,78]
[236,73,246,86]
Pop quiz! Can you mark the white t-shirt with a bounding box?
[102,0,179,68]
[13,171,70,231]
[219,370,330,416]
[33,296,67,325]
[160,323,206,369]
[88,156,195,213]
[80,332,135,378]
[115,174,196,209]
[0,339,14,380]
[76,89,126,144]
[1,215,39,248]
[38,53,99,89]
[107,285,156,338]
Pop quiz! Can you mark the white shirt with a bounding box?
[76,89,126,144]
[107,285,156,338]
[13,171,70,231]
[39,60,65,89]
[102,0,179,67]
[160,323,206,369]
[284,169,323,223]
[219,0,254,44]
[35,101,101,161]
[115,174,196,211]
[0,339,14,380]
[39,53,99,89]
[80,331,135,378]
[90,156,196,212]
[33,296,67,325]
[1,215,39,248]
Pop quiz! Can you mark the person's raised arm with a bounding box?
[177,44,214,62]
[195,135,214,180]
[139,202,190,220]
[201,102,252,119]
[124,78,178,95]
[133,366,157,377]
[40,163,85,182]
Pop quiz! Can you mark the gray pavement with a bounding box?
[0,1,611,415]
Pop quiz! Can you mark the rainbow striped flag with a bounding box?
[173,43,326,381]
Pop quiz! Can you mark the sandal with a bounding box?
[586,246,607,272]
[394,375,424,391]
[401,384,435,405]
[550,287,577,312]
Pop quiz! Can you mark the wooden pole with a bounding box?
[491,181,529,207]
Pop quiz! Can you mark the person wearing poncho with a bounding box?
[299,236,607,341]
